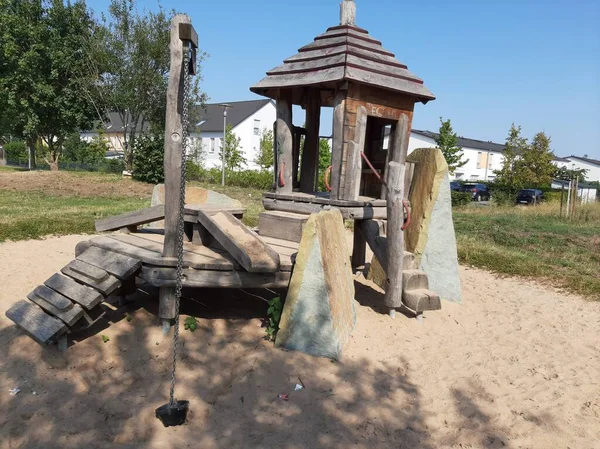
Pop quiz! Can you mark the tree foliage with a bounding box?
[435,118,468,173]
[494,123,529,188]
[0,0,100,170]
[132,133,164,184]
[219,125,246,171]
[62,132,110,165]
[256,128,274,170]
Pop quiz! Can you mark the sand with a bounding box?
[0,235,599,449]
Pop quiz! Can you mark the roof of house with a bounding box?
[553,156,571,163]
[85,112,150,133]
[194,99,274,132]
[567,155,600,167]
[411,129,506,153]
[250,8,434,103]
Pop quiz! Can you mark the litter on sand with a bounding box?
[294,384,304,391]
[278,394,289,401]
[9,388,21,396]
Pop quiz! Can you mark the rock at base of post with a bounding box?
[276,209,356,360]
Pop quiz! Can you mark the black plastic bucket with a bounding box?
[155,400,189,427]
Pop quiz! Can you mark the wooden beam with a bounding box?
[163,14,191,259]
[276,91,294,193]
[95,205,165,233]
[388,112,411,165]
[299,90,321,193]
[262,198,387,219]
[178,22,198,48]
[142,267,291,289]
[197,210,280,273]
[44,273,104,310]
[5,300,67,345]
[384,162,406,309]
[76,246,141,280]
[27,286,84,327]
[342,105,368,200]
[330,90,346,200]
[357,219,388,272]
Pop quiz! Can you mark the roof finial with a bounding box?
[340,0,356,26]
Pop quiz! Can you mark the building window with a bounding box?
[476,152,482,169]
[254,119,260,136]
[488,153,494,169]
[210,138,215,154]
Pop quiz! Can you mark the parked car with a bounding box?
[516,189,544,205]
[450,181,461,191]
[459,183,490,201]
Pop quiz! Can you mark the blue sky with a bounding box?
[88,0,600,159]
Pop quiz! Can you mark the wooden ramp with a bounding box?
[5,247,142,347]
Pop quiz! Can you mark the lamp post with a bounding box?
[218,104,232,186]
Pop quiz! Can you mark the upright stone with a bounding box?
[406,148,462,303]
[276,209,356,360]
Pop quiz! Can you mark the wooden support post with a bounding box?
[300,90,321,193]
[389,113,411,165]
[330,90,346,200]
[352,220,367,271]
[162,14,191,259]
[384,162,406,310]
[159,286,177,323]
[292,128,301,189]
[343,105,367,201]
[276,91,294,193]
[272,121,278,188]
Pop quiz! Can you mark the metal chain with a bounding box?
[169,42,192,408]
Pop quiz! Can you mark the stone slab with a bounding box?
[406,148,461,303]
[276,209,356,360]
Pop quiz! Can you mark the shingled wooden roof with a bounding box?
[250,25,435,104]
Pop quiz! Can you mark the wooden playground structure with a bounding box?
[6,1,442,351]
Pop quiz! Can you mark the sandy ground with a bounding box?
[0,235,599,449]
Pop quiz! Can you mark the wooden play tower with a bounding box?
[253,0,437,312]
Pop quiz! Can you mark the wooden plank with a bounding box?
[184,204,246,217]
[44,273,104,310]
[262,198,388,219]
[260,235,300,256]
[331,90,346,200]
[358,219,388,272]
[251,66,346,91]
[61,261,121,296]
[109,233,236,271]
[268,54,346,75]
[285,46,348,63]
[163,15,192,259]
[77,246,141,280]
[384,161,406,309]
[276,91,294,194]
[95,205,164,233]
[27,286,84,327]
[6,300,67,345]
[342,105,367,200]
[259,211,308,243]
[299,89,321,193]
[263,191,387,207]
[345,66,435,101]
[346,54,422,84]
[197,210,280,273]
[352,221,367,269]
[178,22,198,48]
[142,267,291,289]
[89,236,178,267]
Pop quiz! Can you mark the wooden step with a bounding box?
[76,246,141,280]
[403,289,442,313]
[44,273,104,310]
[5,300,67,345]
[402,269,429,291]
[259,211,309,243]
[61,260,121,296]
[197,210,280,273]
[403,252,419,270]
[27,286,84,327]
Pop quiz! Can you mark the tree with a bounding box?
[435,118,468,173]
[256,128,274,170]
[494,123,529,188]
[317,138,332,191]
[518,132,556,187]
[0,0,100,170]
[555,166,587,183]
[88,0,207,171]
[62,132,109,165]
[219,125,245,171]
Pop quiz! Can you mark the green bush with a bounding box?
[543,191,563,203]
[132,134,164,184]
[185,164,274,190]
[3,140,28,165]
[451,191,472,207]
[99,158,124,174]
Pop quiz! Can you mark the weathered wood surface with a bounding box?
[345,66,433,102]
[159,287,177,321]
[384,161,406,308]
[263,198,387,219]
[27,286,84,327]
[352,220,367,269]
[403,289,442,313]
[343,105,367,200]
[184,204,246,218]
[108,233,236,271]
[276,92,294,193]
[263,191,387,207]
[6,300,67,344]
[90,236,177,267]
[259,211,308,243]
[76,246,141,280]
[178,22,198,49]
[299,90,321,193]
[163,14,192,258]
[331,90,346,200]
[95,205,165,233]
[61,260,122,296]
[357,219,388,271]
[142,266,291,289]
[44,273,104,310]
[197,210,280,273]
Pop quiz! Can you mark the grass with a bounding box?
[453,202,600,300]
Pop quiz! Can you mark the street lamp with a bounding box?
[218,104,232,186]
